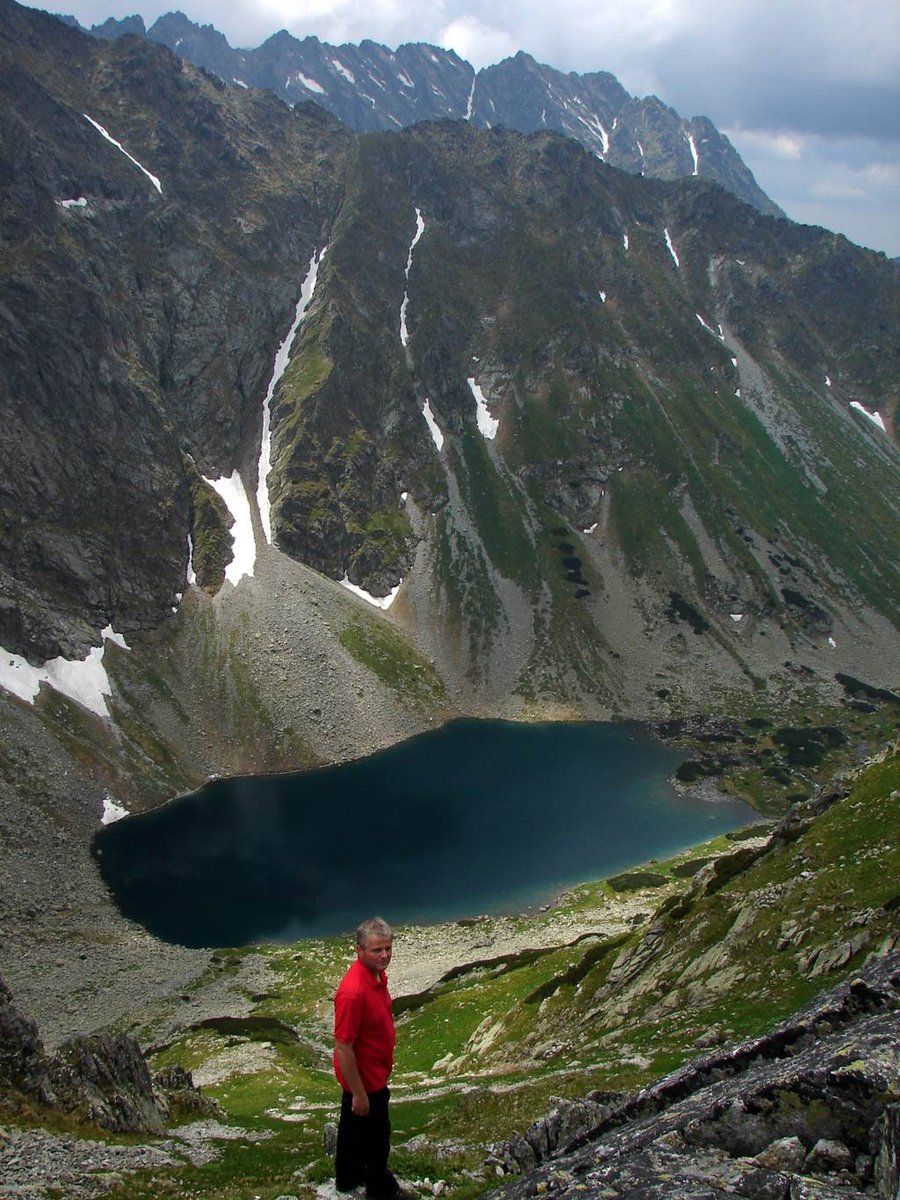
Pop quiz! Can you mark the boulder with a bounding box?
[51,1033,167,1135]
[0,976,56,1106]
[754,1137,807,1172]
[873,1103,900,1200]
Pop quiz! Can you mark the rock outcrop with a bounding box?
[487,950,900,1199]
[0,976,212,1134]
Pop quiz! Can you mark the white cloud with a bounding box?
[439,17,517,69]
[728,130,807,162]
[726,127,900,255]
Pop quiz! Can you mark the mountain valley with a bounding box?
[0,1,898,1195]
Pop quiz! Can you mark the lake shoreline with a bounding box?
[95,720,756,949]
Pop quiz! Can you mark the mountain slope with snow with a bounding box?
[71,10,783,218]
[2,0,898,720]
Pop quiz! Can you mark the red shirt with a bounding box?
[333,957,396,1092]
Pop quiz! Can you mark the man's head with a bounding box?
[356,916,393,976]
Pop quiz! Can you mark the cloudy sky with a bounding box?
[30,0,900,255]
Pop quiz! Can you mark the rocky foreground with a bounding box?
[489,950,900,1199]
[2,946,898,1198]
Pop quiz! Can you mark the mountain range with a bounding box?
[66,8,783,218]
[2,0,898,717]
[0,2,898,1194]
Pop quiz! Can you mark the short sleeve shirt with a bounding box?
[333,957,396,1092]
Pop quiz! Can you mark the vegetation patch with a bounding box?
[773,725,847,767]
[675,759,721,782]
[191,1015,302,1046]
[672,857,713,878]
[666,591,710,634]
[606,870,669,891]
[339,618,445,710]
[189,475,232,594]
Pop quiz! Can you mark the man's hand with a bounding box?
[336,1039,371,1116]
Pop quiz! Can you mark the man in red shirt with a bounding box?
[333,917,400,1198]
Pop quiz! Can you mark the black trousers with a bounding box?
[335,1086,396,1198]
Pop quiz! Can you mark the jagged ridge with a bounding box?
[72,9,783,217]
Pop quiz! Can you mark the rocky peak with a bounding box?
[66,8,782,216]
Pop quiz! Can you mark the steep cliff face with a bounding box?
[0,0,350,658]
[264,121,899,703]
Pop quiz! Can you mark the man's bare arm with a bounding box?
[335,1040,369,1116]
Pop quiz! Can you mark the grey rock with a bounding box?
[324,1120,338,1156]
[50,1033,167,1135]
[485,952,900,1200]
[0,975,207,1137]
[754,1137,807,1172]
[804,1138,853,1174]
[873,1103,900,1200]
[0,975,56,1106]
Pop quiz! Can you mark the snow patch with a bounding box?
[622,231,629,251]
[696,313,725,340]
[828,636,837,648]
[58,196,87,209]
[297,72,325,94]
[204,471,255,585]
[573,110,609,156]
[83,114,162,193]
[687,132,700,175]
[101,793,129,824]
[233,78,248,88]
[257,247,327,543]
[331,59,355,83]
[422,399,444,451]
[399,208,426,348]
[468,378,499,440]
[825,375,832,387]
[582,522,598,534]
[730,614,743,623]
[398,70,414,88]
[187,535,197,585]
[465,78,476,119]
[599,290,607,303]
[0,625,129,717]
[340,575,401,609]
[664,227,680,267]
[850,401,886,432]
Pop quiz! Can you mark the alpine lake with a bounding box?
[93,719,756,948]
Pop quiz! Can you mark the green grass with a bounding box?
[18,744,898,1200]
[451,429,537,589]
[339,618,446,711]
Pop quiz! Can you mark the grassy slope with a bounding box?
[39,741,891,1200]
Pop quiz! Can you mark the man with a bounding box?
[333,917,400,1199]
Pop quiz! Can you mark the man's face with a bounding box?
[357,935,393,975]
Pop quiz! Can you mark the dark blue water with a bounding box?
[93,719,755,947]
